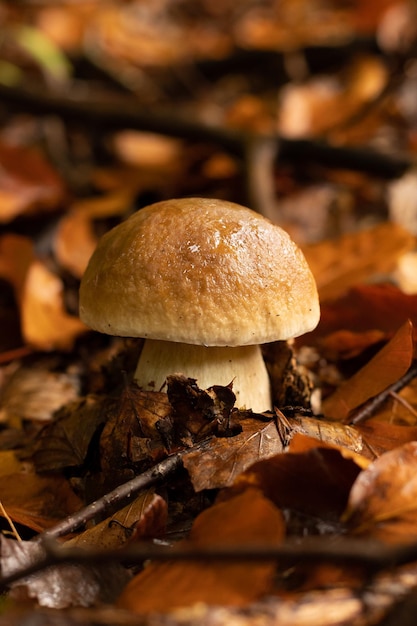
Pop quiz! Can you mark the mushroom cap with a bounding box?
[79,197,320,346]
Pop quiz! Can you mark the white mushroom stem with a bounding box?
[134,339,272,412]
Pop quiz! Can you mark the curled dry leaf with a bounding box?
[54,210,97,279]
[343,442,417,543]
[21,259,86,350]
[54,189,133,278]
[117,488,285,614]
[0,235,86,350]
[322,319,414,421]
[230,447,362,523]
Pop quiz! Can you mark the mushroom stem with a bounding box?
[134,339,272,412]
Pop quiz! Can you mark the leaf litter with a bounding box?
[2,2,417,625]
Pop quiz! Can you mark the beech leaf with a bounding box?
[183,417,283,492]
[117,488,285,614]
[322,319,414,421]
[343,442,417,543]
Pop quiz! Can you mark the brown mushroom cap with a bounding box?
[79,197,320,346]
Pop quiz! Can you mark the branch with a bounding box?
[0,82,410,180]
[39,452,183,541]
[2,534,417,592]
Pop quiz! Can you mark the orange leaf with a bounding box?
[0,472,82,533]
[303,222,415,303]
[21,259,86,350]
[118,488,285,614]
[0,142,66,223]
[231,447,362,522]
[307,283,417,342]
[343,442,417,543]
[322,320,413,421]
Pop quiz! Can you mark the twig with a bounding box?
[0,82,410,180]
[39,452,183,541]
[0,501,21,542]
[346,361,417,425]
[2,534,417,592]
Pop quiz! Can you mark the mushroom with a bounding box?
[79,197,320,412]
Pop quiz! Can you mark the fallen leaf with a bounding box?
[231,447,362,523]
[286,413,373,462]
[183,417,283,492]
[303,222,415,302]
[0,363,80,426]
[307,283,417,342]
[322,320,414,421]
[21,259,86,350]
[54,189,133,278]
[1,535,128,609]
[0,450,23,477]
[99,384,171,488]
[118,488,285,614]
[356,419,417,456]
[0,141,66,223]
[32,394,111,473]
[67,490,167,549]
[54,210,97,279]
[288,432,370,469]
[0,234,34,297]
[343,442,417,543]
[0,472,82,532]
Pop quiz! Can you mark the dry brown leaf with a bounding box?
[21,259,86,350]
[54,190,133,278]
[0,472,82,533]
[0,363,80,427]
[356,419,417,456]
[118,488,285,614]
[66,491,166,550]
[303,222,415,302]
[231,447,362,522]
[1,534,129,609]
[0,451,23,477]
[0,142,66,223]
[322,320,414,421]
[54,211,98,279]
[343,442,417,543]
[32,394,110,473]
[288,432,370,469]
[308,283,417,342]
[183,417,283,492]
[0,234,34,297]
[284,412,371,460]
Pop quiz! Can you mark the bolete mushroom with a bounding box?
[79,197,320,412]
